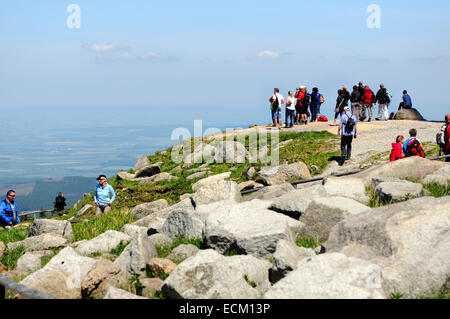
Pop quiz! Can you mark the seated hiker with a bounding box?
[94,175,116,216]
[0,190,20,230]
[398,90,413,110]
[403,129,425,158]
[440,114,450,162]
[390,135,406,162]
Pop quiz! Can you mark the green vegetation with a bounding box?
[243,274,257,288]
[0,227,29,246]
[156,236,204,261]
[1,246,25,270]
[129,275,144,296]
[390,292,404,299]
[296,237,322,250]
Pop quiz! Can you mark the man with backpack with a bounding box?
[375,84,391,121]
[337,106,358,165]
[438,114,450,162]
[403,129,425,158]
[269,88,285,129]
[361,85,375,122]
[0,190,20,230]
[54,192,67,214]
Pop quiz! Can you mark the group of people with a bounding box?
[0,174,116,230]
[269,82,414,127]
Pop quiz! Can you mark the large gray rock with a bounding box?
[15,250,54,273]
[133,155,151,172]
[161,208,204,239]
[375,180,423,203]
[327,196,450,298]
[238,181,264,192]
[269,240,315,283]
[184,143,217,164]
[259,162,311,186]
[353,157,447,186]
[75,230,131,256]
[269,185,329,219]
[214,141,247,164]
[160,249,270,299]
[167,244,200,262]
[130,199,169,219]
[8,234,70,252]
[322,177,370,204]
[114,231,158,278]
[104,286,148,299]
[192,179,241,206]
[422,165,450,186]
[149,233,173,248]
[191,172,231,191]
[299,197,372,241]
[394,108,425,121]
[186,171,208,180]
[134,164,161,178]
[243,183,295,201]
[0,241,7,258]
[20,247,96,299]
[203,200,304,258]
[120,224,148,238]
[76,204,93,217]
[117,171,136,181]
[137,173,178,186]
[263,253,385,299]
[28,219,73,241]
[81,259,128,299]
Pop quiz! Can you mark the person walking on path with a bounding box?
[285,90,296,128]
[310,87,321,122]
[398,90,413,110]
[0,190,20,230]
[338,106,358,165]
[54,192,66,214]
[390,135,406,162]
[350,85,362,121]
[403,129,426,158]
[375,84,391,121]
[94,174,116,216]
[269,88,284,128]
[361,85,375,122]
[443,114,450,162]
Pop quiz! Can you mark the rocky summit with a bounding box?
[1,120,449,300]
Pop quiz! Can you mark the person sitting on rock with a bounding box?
[398,90,412,110]
[94,175,116,216]
[0,190,20,230]
[444,114,450,162]
[390,135,406,162]
[403,129,425,158]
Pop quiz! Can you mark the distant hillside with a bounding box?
[8,176,97,211]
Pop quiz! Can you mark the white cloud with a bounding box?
[257,50,280,59]
[82,42,129,53]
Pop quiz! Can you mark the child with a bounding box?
[390,135,405,162]
[403,128,426,158]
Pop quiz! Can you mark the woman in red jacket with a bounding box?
[390,135,405,162]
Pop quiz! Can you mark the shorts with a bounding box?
[271,108,282,120]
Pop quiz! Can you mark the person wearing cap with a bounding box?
[337,106,358,165]
[94,175,116,216]
[0,190,20,230]
[342,85,351,107]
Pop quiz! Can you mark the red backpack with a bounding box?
[406,138,425,158]
[318,115,328,122]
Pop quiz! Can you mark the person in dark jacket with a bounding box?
[375,84,391,121]
[444,114,450,162]
[334,89,345,123]
[398,90,413,110]
[0,190,20,230]
[342,85,351,106]
[310,87,321,122]
[54,192,67,214]
[358,82,366,121]
[350,85,362,121]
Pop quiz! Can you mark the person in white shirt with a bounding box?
[269,88,285,129]
[285,91,296,128]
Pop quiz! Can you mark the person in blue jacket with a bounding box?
[0,190,20,230]
[310,87,321,122]
[94,174,116,216]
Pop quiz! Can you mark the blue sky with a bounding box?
[1,0,449,120]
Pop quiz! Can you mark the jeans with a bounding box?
[310,105,319,121]
[286,109,295,127]
[271,108,281,121]
[341,135,353,160]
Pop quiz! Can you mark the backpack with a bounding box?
[319,94,325,104]
[272,94,279,110]
[303,93,311,107]
[436,124,448,147]
[343,114,356,134]
[406,138,425,158]
[318,115,328,122]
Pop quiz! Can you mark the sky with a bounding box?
[1,0,450,120]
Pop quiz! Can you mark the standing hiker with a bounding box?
[94,174,116,216]
[0,190,20,230]
[285,90,296,128]
[361,85,375,122]
[334,89,345,123]
[375,83,391,121]
[337,106,358,165]
[54,192,67,214]
[269,88,285,129]
[310,87,322,122]
[350,85,362,121]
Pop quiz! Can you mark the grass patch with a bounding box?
[243,274,257,288]
[156,236,204,260]
[296,237,322,249]
[0,227,29,246]
[1,246,25,271]
[71,209,137,242]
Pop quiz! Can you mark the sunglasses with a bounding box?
[8,195,16,197]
